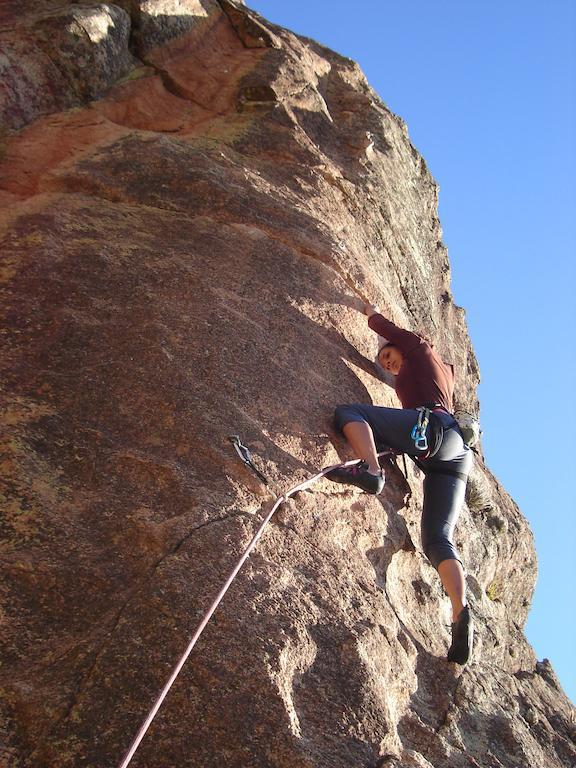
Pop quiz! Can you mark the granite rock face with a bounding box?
[1,3,574,767]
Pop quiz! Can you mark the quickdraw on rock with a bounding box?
[229,434,269,484]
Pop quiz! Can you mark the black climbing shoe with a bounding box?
[325,461,385,495]
[447,605,474,665]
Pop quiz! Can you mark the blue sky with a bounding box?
[249,1,576,702]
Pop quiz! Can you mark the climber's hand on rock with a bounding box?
[363,303,379,318]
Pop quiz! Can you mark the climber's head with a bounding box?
[377,343,404,376]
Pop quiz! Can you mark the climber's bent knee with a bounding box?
[334,404,368,434]
[436,557,464,572]
[423,538,462,571]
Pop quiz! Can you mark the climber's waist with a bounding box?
[421,402,453,417]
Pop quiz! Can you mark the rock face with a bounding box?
[1,3,574,767]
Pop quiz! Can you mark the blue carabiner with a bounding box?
[411,424,428,451]
[415,435,428,451]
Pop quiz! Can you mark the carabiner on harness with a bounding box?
[229,435,269,485]
[411,407,430,452]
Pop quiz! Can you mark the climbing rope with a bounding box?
[117,448,393,768]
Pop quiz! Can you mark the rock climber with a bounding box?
[326,303,474,664]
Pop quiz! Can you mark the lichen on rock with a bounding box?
[0,3,574,767]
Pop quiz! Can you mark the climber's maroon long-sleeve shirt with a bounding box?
[368,313,454,412]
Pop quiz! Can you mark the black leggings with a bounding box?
[334,403,473,569]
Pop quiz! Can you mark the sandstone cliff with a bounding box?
[1,3,575,767]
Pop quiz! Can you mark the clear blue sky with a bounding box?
[249,1,576,703]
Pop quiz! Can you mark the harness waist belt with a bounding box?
[420,409,444,459]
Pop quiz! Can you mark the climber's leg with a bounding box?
[421,470,473,663]
[341,420,381,473]
[437,558,467,621]
[421,471,467,601]
[333,403,432,457]
[325,418,385,493]
[327,403,430,494]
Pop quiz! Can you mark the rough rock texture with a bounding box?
[1,3,574,767]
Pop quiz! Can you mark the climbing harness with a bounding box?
[229,434,269,484]
[410,406,453,460]
[117,447,392,768]
[411,406,431,452]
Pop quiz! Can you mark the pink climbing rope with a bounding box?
[118,452,392,768]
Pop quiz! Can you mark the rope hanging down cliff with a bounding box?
[117,446,394,768]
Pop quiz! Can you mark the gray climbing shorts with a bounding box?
[334,403,473,569]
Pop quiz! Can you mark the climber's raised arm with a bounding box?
[363,303,421,355]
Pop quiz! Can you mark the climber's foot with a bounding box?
[325,461,385,494]
[447,605,474,665]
